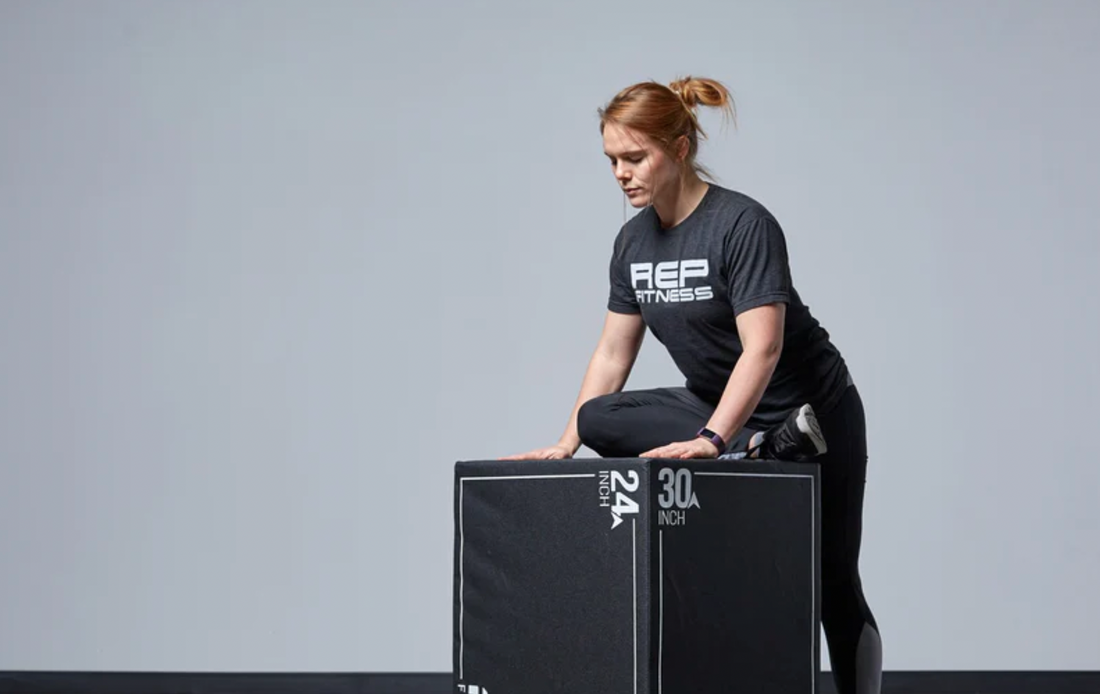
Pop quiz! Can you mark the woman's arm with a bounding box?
[555,310,647,454]
[500,310,645,460]
[702,302,785,446]
[638,302,784,459]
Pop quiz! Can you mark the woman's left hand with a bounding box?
[640,437,720,459]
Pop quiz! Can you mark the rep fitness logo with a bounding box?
[630,259,714,304]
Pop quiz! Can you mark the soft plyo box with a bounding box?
[453,457,821,694]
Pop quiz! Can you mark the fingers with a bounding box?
[642,442,709,459]
[641,446,684,459]
[498,451,536,460]
[498,448,564,461]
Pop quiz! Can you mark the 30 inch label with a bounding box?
[657,467,700,526]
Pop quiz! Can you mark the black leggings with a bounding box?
[576,384,881,694]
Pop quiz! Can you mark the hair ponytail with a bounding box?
[668,76,735,118]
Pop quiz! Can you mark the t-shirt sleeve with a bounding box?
[724,214,792,315]
[607,227,640,314]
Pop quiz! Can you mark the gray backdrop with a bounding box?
[2,0,1097,674]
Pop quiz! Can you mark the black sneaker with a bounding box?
[749,404,827,461]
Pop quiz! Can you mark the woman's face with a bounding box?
[602,123,680,208]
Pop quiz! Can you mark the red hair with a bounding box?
[598,76,736,180]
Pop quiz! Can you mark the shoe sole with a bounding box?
[796,404,828,456]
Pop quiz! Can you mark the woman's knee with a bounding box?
[577,394,618,449]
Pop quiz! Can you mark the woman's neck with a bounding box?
[654,174,710,229]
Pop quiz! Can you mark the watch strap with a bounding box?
[696,426,726,451]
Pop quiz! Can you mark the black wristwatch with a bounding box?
[696,427,726,451]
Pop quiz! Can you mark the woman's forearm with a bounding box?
[704,347,781,447]
[557,351,633,454]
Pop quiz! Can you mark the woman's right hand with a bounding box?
[498,443,575,461]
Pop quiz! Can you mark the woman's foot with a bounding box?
[747,403,828,461]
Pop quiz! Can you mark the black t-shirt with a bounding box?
[607,184,851,429]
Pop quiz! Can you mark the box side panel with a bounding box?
[653,462,818,694]
[455,460,650,694]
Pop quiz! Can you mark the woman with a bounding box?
[502,76,882,694]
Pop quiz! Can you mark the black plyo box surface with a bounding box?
[454,458,821,694]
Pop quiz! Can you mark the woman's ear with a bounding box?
[676,135,690,163]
